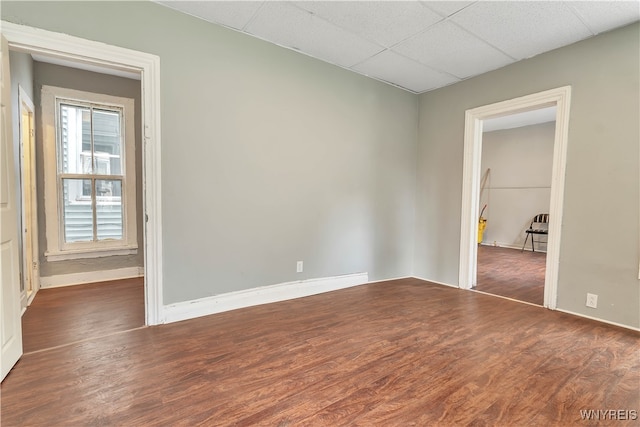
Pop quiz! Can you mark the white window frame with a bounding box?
[42,85,137,261]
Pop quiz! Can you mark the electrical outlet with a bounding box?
[586,293,598,309]
[296,261,303,273]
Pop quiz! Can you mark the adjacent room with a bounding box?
[475,108,556,306]
[1,1,638,425]
[9,56,146,353]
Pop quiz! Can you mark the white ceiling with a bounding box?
[154,0,640,94]
[483,106,556,132]
[30,54,142,80]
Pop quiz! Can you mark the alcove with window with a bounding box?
[41,86,137,261]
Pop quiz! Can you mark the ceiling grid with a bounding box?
[154,0,639,94]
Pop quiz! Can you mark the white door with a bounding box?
[1,34,23,381]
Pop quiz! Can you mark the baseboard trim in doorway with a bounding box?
[470,288,543,308]
[479,243,547,253]
[40,267,144,289]
[23,325,149,356]
[163,272,369,324]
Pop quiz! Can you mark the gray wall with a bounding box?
[9,51,32,101]
[480,122,555,249]
[1,1,418,304]
[32,62,144,277]
[3,3,637,329]
[9,50,34,291]
[415,23,639,328]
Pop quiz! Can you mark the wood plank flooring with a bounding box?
[21,277,144,353]
[2,278,638,426]
[476,245,545,305]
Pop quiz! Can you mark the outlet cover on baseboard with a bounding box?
[586,293,598,309]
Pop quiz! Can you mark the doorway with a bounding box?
[474,110,556,305]
[19,59,145,352]
[2,21,163,380]
[2,21,163,326]
[458,86,572,310]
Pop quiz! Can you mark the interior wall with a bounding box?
[32,61,144,277]
[8,50,34,292]
[416,23,639,328]
[4,3,637,329]
[480,122,555,249]
[1,1,419,304]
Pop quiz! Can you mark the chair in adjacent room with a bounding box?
[522,213,549,252]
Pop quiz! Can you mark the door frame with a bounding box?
[458,86,572,309]
[2,21,164,325]
[18,85,38,309]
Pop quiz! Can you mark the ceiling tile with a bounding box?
[567,1,640,34]
[422,1,475,17]
[155,1,264,30]
[393,21,513,79]
[294,1,443,47]
[245,2,384,68]
[451,1,593,60]
[154,0,640,94]
[352,50,459,93]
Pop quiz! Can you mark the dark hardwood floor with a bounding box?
[2,278,638,426]
[476,245,546,305]
[21,277,144,353]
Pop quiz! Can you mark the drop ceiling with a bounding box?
[154,1,640,94]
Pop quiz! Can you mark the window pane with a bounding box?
[60,104,91,174]
[96,180,123,241]
[93,109,122,175]
[63,178,93,242]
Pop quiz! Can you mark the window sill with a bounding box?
[45,246,138,262]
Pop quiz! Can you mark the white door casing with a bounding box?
[1,21,164,325]
[1,34,24,381]
[459,86,572,310]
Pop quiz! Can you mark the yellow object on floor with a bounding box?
[478,218,487,243]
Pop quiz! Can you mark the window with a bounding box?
[42,86,137,261]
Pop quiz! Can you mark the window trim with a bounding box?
[42,85,137,261]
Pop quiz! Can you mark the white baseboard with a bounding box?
[411,275,458,288]
[163,272,369,324]
[39,266,144,289]
[480,242,547,253]
[366,275,414,284]
[555,308,640,332]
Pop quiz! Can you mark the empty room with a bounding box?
[1,1,638,425]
